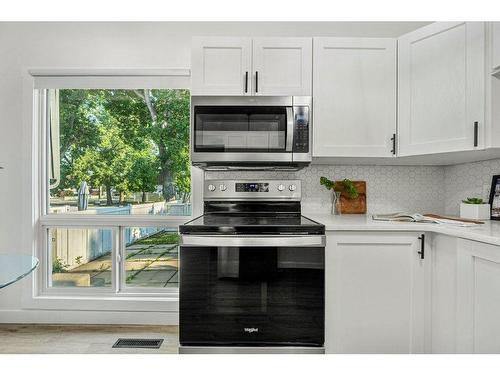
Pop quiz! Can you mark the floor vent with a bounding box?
[112,338,164,349]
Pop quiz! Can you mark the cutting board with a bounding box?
[337,181,366,214]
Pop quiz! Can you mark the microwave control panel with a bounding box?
[293,106,309,153]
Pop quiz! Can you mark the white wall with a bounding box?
[0,21,430,323]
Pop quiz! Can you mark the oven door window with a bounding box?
[179,246,324,346]
[194,106,288,152]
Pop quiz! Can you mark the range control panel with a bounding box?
[204,180,301,201]
[235,182,269,193]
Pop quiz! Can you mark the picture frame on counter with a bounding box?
[489,175,500,220]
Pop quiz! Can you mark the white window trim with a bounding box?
[31,68,191,89]
[22,69,201,314]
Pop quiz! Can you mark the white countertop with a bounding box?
[304,213,500,246]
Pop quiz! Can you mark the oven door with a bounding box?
[179,235,325,347]
[191,100,294,164]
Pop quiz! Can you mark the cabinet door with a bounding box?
[252,38,312,96]
[313,38,396,157]
[398,22,485,156]
[456,239,500,353]
[326,232,426,353]
[492,22,500,72]
[430,234,458,353]
[191,37,252,95]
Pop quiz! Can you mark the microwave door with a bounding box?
[193,106,293,164]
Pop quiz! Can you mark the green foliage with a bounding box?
[54,88,191,205]
[128,145,161,202]
[52,257,69,273]
[462,197,485,204]
[320,176,359,199]
[134,232,179,246]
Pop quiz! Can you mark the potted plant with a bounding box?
[460,197,490,220]
[320,177,359,215]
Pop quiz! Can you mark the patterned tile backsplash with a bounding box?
[444,158,500,216]
[206,164,445,215]
[206,158,500,216]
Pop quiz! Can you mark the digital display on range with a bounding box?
[235,183,269,192]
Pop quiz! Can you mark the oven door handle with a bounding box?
[285,107,294,152]
[180,235,325,247]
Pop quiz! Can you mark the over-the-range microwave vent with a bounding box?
[192,162,309,172]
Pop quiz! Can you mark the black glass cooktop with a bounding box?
[179,214,324,235]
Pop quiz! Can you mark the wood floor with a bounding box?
[0,324,179,354]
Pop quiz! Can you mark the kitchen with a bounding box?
[179,21,500,354]
[1,2,500,372]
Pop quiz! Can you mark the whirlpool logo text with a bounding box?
[244,328,259,333]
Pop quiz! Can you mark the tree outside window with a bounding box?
[49,89,191,216]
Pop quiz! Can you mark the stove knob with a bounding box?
[219,184,227,191]
[289,184,297,192]
[207,184,216,192]
[277,184,285,192]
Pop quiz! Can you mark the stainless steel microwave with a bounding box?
[190,96,312,170]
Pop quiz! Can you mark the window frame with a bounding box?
[27,69,201,311]
[43,225,118,296]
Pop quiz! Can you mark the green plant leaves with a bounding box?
[462,197,485,204]
[320,176,359,199]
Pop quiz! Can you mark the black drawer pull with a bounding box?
[418,234,425,260]
[390,133,396,155]
[474,121,478,147]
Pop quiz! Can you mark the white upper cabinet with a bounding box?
[191,37,252,95]
[191,37,312,96]
[492,22,500,72]
[313,38,397,157]
[398,22,485,156]
[252,38,312,96]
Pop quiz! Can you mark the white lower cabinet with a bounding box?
[325,232,427,353]
[325,231,500,353]
[415,234,500,353]
[456,239,500,353]
[429,234,458,353]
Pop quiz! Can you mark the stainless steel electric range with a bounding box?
[178,179,325,354]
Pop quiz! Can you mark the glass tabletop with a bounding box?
[0,254,39,289]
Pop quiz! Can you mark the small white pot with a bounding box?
[460,203,490,220]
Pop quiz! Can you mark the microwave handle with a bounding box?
[286,107,294,152]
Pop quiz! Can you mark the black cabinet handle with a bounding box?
[474,121,478,147]
[418,234,425,260]
[255,71,258,93]
[245,71,248,93]
[390,133,396,155]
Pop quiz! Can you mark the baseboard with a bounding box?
[0,309,179,325]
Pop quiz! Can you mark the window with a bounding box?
[123,227,179,288]
[49,89,191,216]
[47,226,179,290]
[33,73,197,304]
[49,227,114,288]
